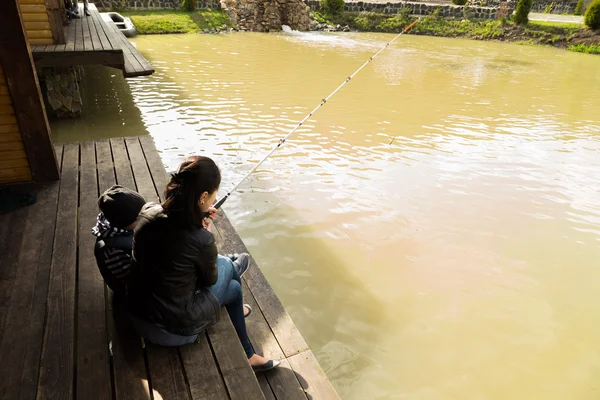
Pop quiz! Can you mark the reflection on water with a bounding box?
[53,32,600,399]
[51,66,148,143]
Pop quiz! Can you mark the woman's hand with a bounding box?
[206,207,218,220]
[202,207,218,231]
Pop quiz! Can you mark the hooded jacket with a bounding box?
[126,203,220,336]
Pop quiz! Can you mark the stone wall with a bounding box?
[220,0,311,31]
[95,0,220,11]
[306,0,509,19]
[530,0,577,13]
[40,67,84,118]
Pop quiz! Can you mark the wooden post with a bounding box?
[46,0,66,43]
[0,0,59,182]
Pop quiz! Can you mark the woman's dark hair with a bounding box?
[162,156,221,226]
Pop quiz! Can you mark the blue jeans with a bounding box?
[209,255,254,358]
[129,313,198,346]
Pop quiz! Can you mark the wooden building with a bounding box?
[0,0,60,184]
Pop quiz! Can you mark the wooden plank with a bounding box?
[86,7,103,51]
[19,4,46,13]
[22,13,48,22]
[76,141,112,400]
[0,96,12,105]
[124,137,159,203]
[28,38,53,45]
[0,181,60,400]
[264,358,308,400]
[207,309,265,400]
[95,140,114,194]
[24,30,52,39]
[0,123,19,133]
[0,206,28,323]
[0,114,17,125]
[20,0,46,4]
[0,84,7,96]
[100,15,142,75]
[0,133,22,142]
[0,104,15,114]
[102,15,152,74]
[0,149,28,160]
[65,20,76,52]
[95,139,114,193]
[90,6,112,51]
[0,158,29,168]
[0,168,30,179]
[0,173,32,183]
[74,16,84,52]
[287,351,341,400]
[32,50,124,69]
[139,135,169,198]
[24,21,51,30]
[180,334,229,400]
[81,10,93,51]
[257,375,277,400]
[98,139,152,400]
[0,141,25,151]
[37,142,79,400]
[214,212,308,357]
[109,137,135,189]
[107,291,152,400]
[0,0,59,182]
[145,347,191,400]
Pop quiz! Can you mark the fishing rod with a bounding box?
[213,18,419,210]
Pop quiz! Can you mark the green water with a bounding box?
[53,32,600,399]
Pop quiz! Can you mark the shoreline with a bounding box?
[120,9,600,55]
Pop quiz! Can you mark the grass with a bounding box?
[316,10,600,53]
[568,42,600,53]
[120,10,231,34]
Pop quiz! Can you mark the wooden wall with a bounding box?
[0,62,33,184]
[19,0,54,45]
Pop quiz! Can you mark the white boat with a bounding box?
[106,12,136,37]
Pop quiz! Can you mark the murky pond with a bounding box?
[53,32,600,399]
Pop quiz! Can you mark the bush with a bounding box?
[182,0,197,12]
[543,2,555,13]
[320,0,345,16]
[584,0,600,28]
[513,0,533,24]
[452,0,468,5]
[574,0,585,15]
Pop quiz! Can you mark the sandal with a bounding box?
[251,359,281,373]
[244,304,252,318]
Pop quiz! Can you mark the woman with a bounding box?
[126,155,280,372]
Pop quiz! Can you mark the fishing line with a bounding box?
[213,18,419,210]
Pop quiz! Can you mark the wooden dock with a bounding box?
[31,4,153,78]
[0,136,339,399]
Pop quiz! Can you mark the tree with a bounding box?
[513,0,533,24]
[585,0,600,28]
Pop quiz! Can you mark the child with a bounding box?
[92,185,146,294]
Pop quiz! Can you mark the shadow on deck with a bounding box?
[31,4,153,78]
[0,136,339,399]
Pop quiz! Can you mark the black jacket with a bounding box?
[126,203,220,336]
[94,233,133,294]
